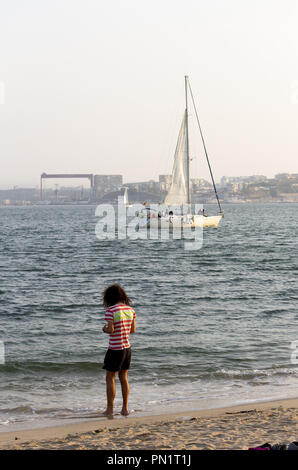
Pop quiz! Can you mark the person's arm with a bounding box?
[102,321,114,334]
[130,318,136,334]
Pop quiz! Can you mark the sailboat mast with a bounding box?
[184,76,191,205]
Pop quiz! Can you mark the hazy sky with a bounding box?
[0,0,297,188]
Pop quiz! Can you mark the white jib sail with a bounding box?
[164,111,188,206]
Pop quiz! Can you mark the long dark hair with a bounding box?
[102,284,131,308]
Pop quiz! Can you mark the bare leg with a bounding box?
[104,370,116,416]
[118,369,130,416]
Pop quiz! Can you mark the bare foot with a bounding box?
[121,409,130,416]
[102,408,114,418]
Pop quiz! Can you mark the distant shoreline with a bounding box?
[0,200,298,207]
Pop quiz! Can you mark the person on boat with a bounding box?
[198,208,208,217]
[102,284,136,417]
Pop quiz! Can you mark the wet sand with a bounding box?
[0,398,297,450]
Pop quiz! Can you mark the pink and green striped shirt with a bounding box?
[104,304,136,350]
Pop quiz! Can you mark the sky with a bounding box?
[0,0,297,188]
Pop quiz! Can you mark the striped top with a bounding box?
[104,304,136,350]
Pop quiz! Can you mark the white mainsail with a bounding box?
[123,187,129,205]
[164,111,188,206]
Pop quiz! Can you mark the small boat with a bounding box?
[146,76,223,229]
[120,186,132,207]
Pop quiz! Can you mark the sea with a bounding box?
[0,203,297,431]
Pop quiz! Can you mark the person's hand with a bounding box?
[102,321,114,334]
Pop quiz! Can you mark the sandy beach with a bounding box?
[0,398,297,450]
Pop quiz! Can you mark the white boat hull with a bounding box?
[194,214,222,228]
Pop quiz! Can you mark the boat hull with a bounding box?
[194,214,222,228]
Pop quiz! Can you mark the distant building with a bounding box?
[126,180,160,193]
[220,176,239,186]
[0,187,39,204]
[191,178,212,190]
[221,175,267,186]
[275,173,295,180]
[93,175,123,198]
[249,175,267,182]
[229,182,245,193]
[159,175,172,191]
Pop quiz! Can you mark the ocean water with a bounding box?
[0,203,297,431]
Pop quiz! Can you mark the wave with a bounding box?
[210,367,298,380]
[0,361,103,374]
[0,405,106,426]
[1,361,297,380]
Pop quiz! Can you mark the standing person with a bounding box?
[102,284,136,417]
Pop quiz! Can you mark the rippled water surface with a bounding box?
[0,203,297,430]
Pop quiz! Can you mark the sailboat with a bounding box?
[120,186,132,207]
[147,76,223,229]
